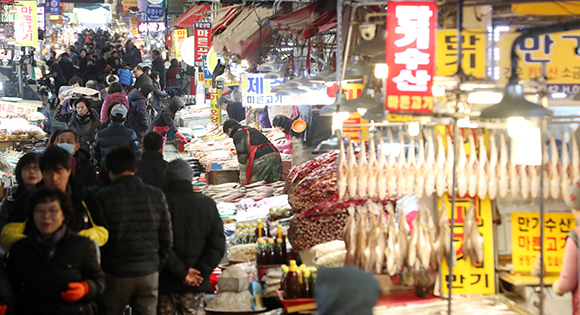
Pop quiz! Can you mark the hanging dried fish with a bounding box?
[543,141,550,200]
[418,206,432,270]
[456,132,468,197]
[385,204,398,275]
[467,132,479,198]
[368,133,379,198]
[446,132,455,196]
[477,134,488,199]
[396,207,409,270]
[509,160,520,199]
[498,132,509,198]
[561,133,571,200]
[424,130,436,197]
[397,132,408,198]
[358,132,369,198]
[338,136,348,199]
[354,204,368,268]
[571,128,580,181]
[415,136,426,199]
[530,164,541,199]
[364,203,379,272]
[347,137,358,197]
[344,205,357,266]
[463,204,484,266]
[549,133,561,199]
[437,202,456,267]
[436,132,447,197]
[374,206,387,274]
[378,135,389,200]
[407,215,419,270]
[488,131,499,200]
[387,130,398,197]
[519,165,530,200]
[406,135,417,196]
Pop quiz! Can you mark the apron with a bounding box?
[152,125,170,151]
[242,127,280,185]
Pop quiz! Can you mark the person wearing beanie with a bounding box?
[128,83,154,142]
[223,119,282,185]
[315,267,381,315]
[159,159,225,315]
[135,132,167,190]
[152,96,188,150]
[553,179,580,315]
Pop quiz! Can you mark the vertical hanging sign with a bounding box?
[385,1,436,113]
[173,29,187,60]
[210,89,222,126]
[194,22,211,68]
[15,1,37,47]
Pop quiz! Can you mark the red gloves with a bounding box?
[61,281,89,303]
[176,131,190,143]
[0,304,6,315]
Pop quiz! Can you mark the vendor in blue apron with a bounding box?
[222,119,282,185]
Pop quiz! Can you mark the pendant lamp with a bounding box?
[479,79,551,119]
[265,65,287,80]
[340,81,378,113]
[214,65,239,83]
[354,27,386,56]
[320,93,348,116]
[362,93,386,121]
[311,68,335,83]
[257,55,280,72]
[275,86,308,96]
[316,136,341,151]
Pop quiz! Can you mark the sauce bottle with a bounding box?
[268,238,277,264]
[284,260,300,299]
[276,225,288,263]
[303,268,312,298]
[276,237,284,264]
[296,270,304,298]
[280,264,288,293]
[256,238,263,264]
[309,267,317,298]
[233,229,240,245]
[256,219,266,238]
[258,239,268,265]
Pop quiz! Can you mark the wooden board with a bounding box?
[207,170,240,185]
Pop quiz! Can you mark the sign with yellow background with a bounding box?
[436,30,486,78]
[173,29,188,61]
[497,30,580,94]
[511,212,576,273]
[440,195,496,295]
[210,90,221,126]
[14,1,37,47]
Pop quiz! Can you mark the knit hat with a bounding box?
[315,267,381,315]
[107,74,119,85]
[168,96,184,113]
[163,159,193,186]
[566,178,580,209]
[110,104,127,118]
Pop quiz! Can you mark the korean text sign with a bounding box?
[241,73,332,108]
[511,212,575,273]
[436,30,485,78]
[194,22,211,67]
[385,1,436,114]
[497,30,580,94]
[0,101,38,115]
[14,1,37,47]
[173,29,188,60]
[210,89,221,126]
[440,195,496,295]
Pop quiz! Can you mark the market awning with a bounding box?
[269,0,337,40]
[212,6,274,62]
[171,4,211,29]
[211,5,243,39]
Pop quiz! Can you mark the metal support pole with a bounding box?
[539,117,547,315]
[448,119,460,315]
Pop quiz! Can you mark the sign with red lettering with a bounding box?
[194,22,211,67]
[210,89,221,126]
[14,1,37,47]
[385,1,436,113]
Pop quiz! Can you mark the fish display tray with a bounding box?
[276,290,316,313]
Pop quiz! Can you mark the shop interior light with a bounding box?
[311,68,335,83]
[467,91,503,105]
[432,85,446,97]
[257,55,280,72]
[374,64,388,79]
[343,59,373,82]
[241,59,249,68]
[341,82,378,114]
[354,27,386,56]
[507,116,532,138]
[479,81,551,119]
[362,93,386,121]
[408,122,420,137]
[265,65,285,79]
[284,71,315,89]
[332,111,351,130]
[214,65,239,83]
[457,117,479,129]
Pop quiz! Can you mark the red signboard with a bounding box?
[194,22,211,67]
[385,1,436,113]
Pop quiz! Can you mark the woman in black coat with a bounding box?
[7,187,105,315]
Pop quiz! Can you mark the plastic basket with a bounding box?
[276,289,316,313]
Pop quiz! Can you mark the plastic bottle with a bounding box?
[276,237,284,264]
[233,229,240,245]
[280,264,288,293]
[296,270,304,298]
[284,260,300,299]
[258,239,268,265]
[309,267,317,298]
[256,239,263,265]
[276,225,288,263]
[256,219,266,238]
[303,268,312,298]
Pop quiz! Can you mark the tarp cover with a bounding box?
[171,4,211,29]
[269,0,336,40]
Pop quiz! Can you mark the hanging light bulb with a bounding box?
[332,111,351,131]
[408,122,420,137]
[374,64,389,79]
[241,59,249,68]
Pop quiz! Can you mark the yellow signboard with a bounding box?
[511,212,575,273]
[341,84,369,142]
[440,195,496,295]
[436,30,486,78]
[210,89,221,126]
[512,2,580,15]
[497,30,580,93]
[14,1,38,47]
[205,79,212,88]
[173,29,188,61]
[224,80,241,87]
[121,0,138,7]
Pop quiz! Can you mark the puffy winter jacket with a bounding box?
[8,229,105,315]
[160,180,225,294]
[100,92,129,123]
[92,122,142,166]
[150,80,167,112]
[153,96,183,134]
[96,175,173,277]
[128,89,149,139]
[117,68,133,87]
[68,109,100,152]
[74,149,97,188]
[135,151,167,190]
[134,74,152,90]
[151,58,166,89]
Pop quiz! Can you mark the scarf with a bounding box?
[33,224,66,259]
[76,112,91,124]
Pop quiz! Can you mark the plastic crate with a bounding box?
[276,289,316,313]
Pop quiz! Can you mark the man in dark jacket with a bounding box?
[159,159,225,315]
[97,146,173,315]
[128,84,154,142]
[59,53,75,83]
[133,65,152,90]
[92,104,142,167]
[151,50,166,89]
[56,129,97,188]
[136,131,167,190]
[124,41,142,69]
[0,146,109,249]
[223,119,282,185]
[218,96,245,122]
[152,96,188,149]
